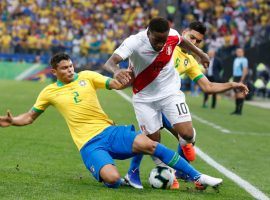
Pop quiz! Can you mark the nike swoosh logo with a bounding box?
[131,168,137,173]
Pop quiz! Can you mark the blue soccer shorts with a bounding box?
[162,113,173,129]
[80,125,139,181]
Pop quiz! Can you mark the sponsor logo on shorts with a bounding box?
[90,165,95,174]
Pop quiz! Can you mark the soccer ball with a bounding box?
[148,166,174,189]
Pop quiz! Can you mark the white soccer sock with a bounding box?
[151,156,175,172]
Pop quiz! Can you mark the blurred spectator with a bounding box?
[254,77,266,98]
[203,49,222,108]
[256,63,269,83]
[266,81,270,98]
[166,0,176,23]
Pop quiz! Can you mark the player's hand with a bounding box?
[200,52,210,68]
[233,82,249,95]
[0,110,13,127]
[114,68,133,86]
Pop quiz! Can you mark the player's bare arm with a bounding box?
[109,79,131,90]
[103,54,132,85]
[240,67,248,83]
[0,109,41,127]
[197,76,249,95]
[179,37,209,68]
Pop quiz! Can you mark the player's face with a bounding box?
[183,29,204,47]
[148,30,169,52]
[52,59,75,84]
[236,48,244,57]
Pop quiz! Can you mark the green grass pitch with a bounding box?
[0,80,269,199]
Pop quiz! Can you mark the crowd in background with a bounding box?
[253,62,270,98]
[175,0,270,56]
[0,0,159,68]
[0,0,270,98]
[0,0,269,62]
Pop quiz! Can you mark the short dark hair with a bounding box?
[148,17,169,33]
[50,53,71,69]
[189,21,206,35]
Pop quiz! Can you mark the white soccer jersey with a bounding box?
[114,28,182,102]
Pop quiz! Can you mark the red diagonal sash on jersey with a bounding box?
[133,35,180,94]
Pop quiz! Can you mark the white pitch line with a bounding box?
[195,147,270,200]
[114,90,269,200]
[227,131,270,136]
[191,113,269,136]
[191,114,231,133]
[15,64,40,81]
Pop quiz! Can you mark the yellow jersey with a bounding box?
[173,46,204,82]
[32,71,114,150]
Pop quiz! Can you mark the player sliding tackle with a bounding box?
[0,53,222,190]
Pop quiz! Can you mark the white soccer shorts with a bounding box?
[133,91,192,134]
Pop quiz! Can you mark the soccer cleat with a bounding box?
[194,174,223,190]
[120,178,130,186]
[170,176,180,189]
[181,143,196,162]
[124,168,143,189]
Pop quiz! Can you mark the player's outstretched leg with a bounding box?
[100,164,123,189]
[178,127,196,162]
[133,134,223,190]
[153,142,222,189]
[162,114,196,162]
[124,154,144,189]
[175,144,192,181]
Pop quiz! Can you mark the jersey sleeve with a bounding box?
[173,46,182,72]
[32,88,50,113]
[82,71,111,90]
[114,35,138,60]
[186,56,204,82]
[242,58,248,68]
[170,28,182,45]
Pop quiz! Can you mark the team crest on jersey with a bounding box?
[166,45,172,55]
[184,59,188,66]
[79,80,87,87]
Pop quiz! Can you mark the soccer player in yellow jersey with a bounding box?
[0,53,223,189]
[161,22,248,183]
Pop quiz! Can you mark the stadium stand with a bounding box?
[0,0,160,67]
[0,0,269,98]
[175,0,270,56]
[0,0,269,60]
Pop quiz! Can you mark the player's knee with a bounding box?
[147,131,160,142]
[174,123,194,141]
[103,172,121,185]
[181,132,193,141]
[147,140,158,154]
[138,137,157,154]
[104,177,122,189]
